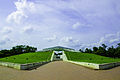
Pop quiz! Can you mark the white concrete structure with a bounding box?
[65,60,120,70]
[62,51,68,61]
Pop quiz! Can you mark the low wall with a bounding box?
[20,61,51,70]
[50,51,55,61]
[0,62,21,69]
[99,62,120,69]
[67,61,99,69]
[0,61,51,70]
[66,60,120,70]
[62,51,68,61]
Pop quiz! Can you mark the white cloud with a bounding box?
[99,32,120,45]
[45,35,57,42]
[0,36,11,45]
[109,38,119,43]
[22,26,34,34]
[72,22,80,29]
[7,11,27,24]
[6,0,35,24]
[59,37,81,49]
[1,27,13,34]
[80,32,120,49]
[72,22,92,29]
[45,32,120,50]
[2,0,120,50]
[61,37,73,42]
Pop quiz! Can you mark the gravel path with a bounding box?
[0,61,120,80]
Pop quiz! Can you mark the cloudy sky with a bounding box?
[0,0,120,50]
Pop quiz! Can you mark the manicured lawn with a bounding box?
[65,51,120,64]
[0,51,52,64]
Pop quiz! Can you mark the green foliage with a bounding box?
[65,51,120,64]
[107,46,115,57]
[85,48,92,53]
[0,45,37,58]
[79,49,83,53]
[96,46,106,56]
[0,50,11,57]
[93,47,98,53]
[11,45,37,54]
[79,43,120,58]
[0,51,52,64]
[102,44,107,49]
[117,43,120,47]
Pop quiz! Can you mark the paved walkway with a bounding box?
[0,61,120,80]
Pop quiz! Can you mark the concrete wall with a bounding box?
[62,51,68,61]
[0,61,51,70]
[0,62,21,69]
[20,61,51,70]
[50,51,54,61]
[67,61,99,69]
[65,60,120,70]
[99,62,120,69]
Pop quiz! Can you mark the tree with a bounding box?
[107,46,115,57]
[0,50,11,56]
[115,48,120,58]
[79,49,83,53]
[10,45,37,54]
[85,48,89,53]
[0,45,37,58]
[114,45,120,58]
[0,52,4,57]
[88,49,92,53]
[93,47,98,54]
[117,43,120,47]
[102,44,107,49]
[79,43,120,58]
[96,46,106,56]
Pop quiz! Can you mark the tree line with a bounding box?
[79,43,120,58]
[0,45,37,58]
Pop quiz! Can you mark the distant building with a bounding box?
[43,46,75,51]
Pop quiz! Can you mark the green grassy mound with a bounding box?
[0,51,52,64]
[65,51,120,64]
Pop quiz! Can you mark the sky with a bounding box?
[0,0,120,50]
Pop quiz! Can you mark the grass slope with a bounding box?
[0,51,52,64]
[65,51,120,64]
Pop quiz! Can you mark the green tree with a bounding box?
[93,47,98,54]
[117,43,120,47]
[88,49,92,53]
[0,50,11,56]
[96,46,106,56]
[79,49,83,53]
[115,47,120,58]
[85,48,89,53]
[102,44,107,49]
[107,46,115,57]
